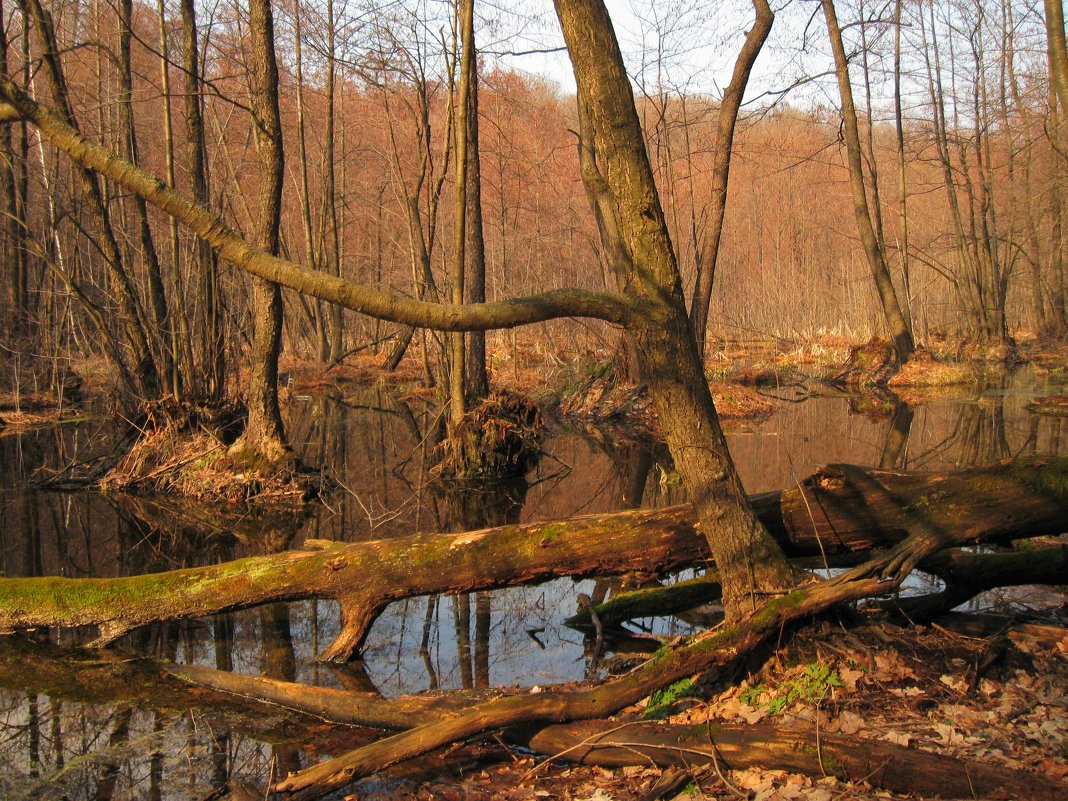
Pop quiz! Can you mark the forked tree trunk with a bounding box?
[555,0,794,617]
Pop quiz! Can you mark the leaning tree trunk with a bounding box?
[231,0,288,464]
[823,0,914,365]
[555,0,794,618]
[689,0,773,360]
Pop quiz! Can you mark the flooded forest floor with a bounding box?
[0,332,1066,800]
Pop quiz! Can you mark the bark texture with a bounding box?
[823,0,914,363]
[0,459,1063,660]
[232,0,289,464]
[554,0,794,617]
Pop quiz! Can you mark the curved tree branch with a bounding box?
[0,78,635,332]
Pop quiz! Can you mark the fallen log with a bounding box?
[268,574,896,800]
[568,544,1068,632]
[4,621,1059,801]
[0,458,1064,660]
[517,719,1059,801]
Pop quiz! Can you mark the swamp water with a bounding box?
[0,369,1065,799]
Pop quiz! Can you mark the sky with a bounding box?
[483,0,769,97]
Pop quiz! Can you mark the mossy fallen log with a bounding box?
[0,458,1064,661]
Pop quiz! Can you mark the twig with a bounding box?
[704,718,750,799]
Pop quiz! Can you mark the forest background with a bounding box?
[3,0,1064,391]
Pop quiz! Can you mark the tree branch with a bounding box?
[0,78,635,332]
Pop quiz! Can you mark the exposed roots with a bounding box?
[830,338,900,387]
[558,368,775,433]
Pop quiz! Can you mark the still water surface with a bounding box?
[0,369,1064,798]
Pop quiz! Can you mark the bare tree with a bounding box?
[822,0,915,363]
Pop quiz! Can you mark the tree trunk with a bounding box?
[231,0,288,464]
[822,0,914,364]
[0,2,25,335]
[688,0,773,360]
[464,23,490,401]
[1,459,1062,660]
[1046,0,1068,118]
[180,0,224,400]
[555,0,793,618]
[117,0,174,394]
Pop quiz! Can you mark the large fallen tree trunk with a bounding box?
[0,458,1064,660]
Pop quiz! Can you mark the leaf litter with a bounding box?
[342,614,1067,800]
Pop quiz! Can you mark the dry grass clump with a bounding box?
[888,348,976,388]
[101,400,321,503]
[435,391,543,481]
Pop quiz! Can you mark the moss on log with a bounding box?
[0,459,1064,661]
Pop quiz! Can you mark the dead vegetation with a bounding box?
[346,613,1067,801]
[99,399,323,503]
[434,390,544,480]
[0,389,85,434]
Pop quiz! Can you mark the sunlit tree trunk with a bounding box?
[464,18,489,401]
[1045,0,1068,118]
[555,0,793,618]
[180,0,224,400]
[158,0,193,393]
[893,0,913,335]
[231,0,288,463]
[323,0,343,362]
[118,0,174,393]
[0,1,26,335]
[448,0,475,431]
[822,0,915,363]
[292,1,325,361]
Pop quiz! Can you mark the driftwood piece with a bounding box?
[0,458,1064,660]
